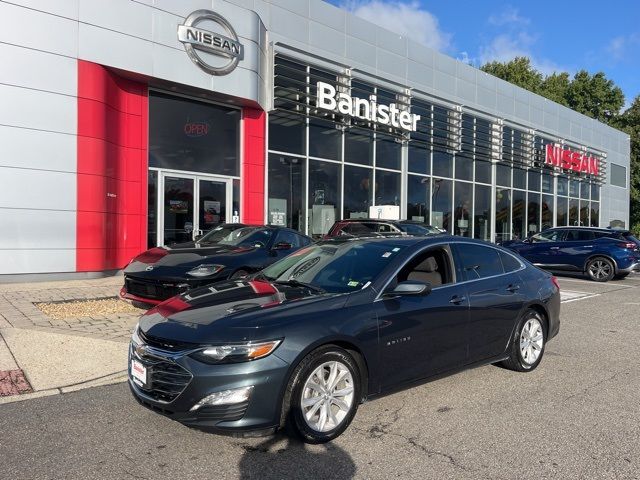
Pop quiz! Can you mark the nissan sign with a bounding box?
[178,10,243,76]
[545,144,600,176]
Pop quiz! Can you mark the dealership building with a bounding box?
[0,0,631,277]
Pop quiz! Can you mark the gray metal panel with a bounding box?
[433,70,456,96]
[476,71,496,91]
[6,0,79,19]
[0,1,78,57]
[0,167,76,211]
[456,78,476,104]
[309,21,345,57]
[434,52,457,76]
[376,49,406,78]
[79,0,153,41]
[269,0,309,16]
[514,101,529,122]
[345,10,375,44]
[151,43,212,91]
[0,84,76,134]
[0,209,76,250]
[0,43,77,96]
[0,250,76,275]
[376,28,406,56]
[497,94,514,116]
[78,23,154,76]
[269,4,309,44]
[407,61,434,88]
[476,86,497,111]
[530,107,543,127]
[309,0,345,31]
[407,39,434,66]
[346,36,376,69]
[0,126,76,173]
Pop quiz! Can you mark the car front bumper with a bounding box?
[127,339,290,434]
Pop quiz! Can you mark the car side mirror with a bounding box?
[272,241,292,251]
[385,280,431,297]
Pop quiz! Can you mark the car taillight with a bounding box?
[551,276,560,291]
[617,241,638,250]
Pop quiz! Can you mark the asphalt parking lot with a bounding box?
[1,274,639,480]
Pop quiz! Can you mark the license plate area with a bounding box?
[131,359,148,387]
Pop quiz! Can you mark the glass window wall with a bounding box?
[474,185,491,241]
[453,182,472,236]
[495,188,511,243]
[407,175,430,223]
[432,179,453,233]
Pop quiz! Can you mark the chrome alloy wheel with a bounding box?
[300,361,354,432]
[589,260,612,280]
[520,317,544,365]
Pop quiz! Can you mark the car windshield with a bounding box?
[199,226,273,248]
[260,241,406,294]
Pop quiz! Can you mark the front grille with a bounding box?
[131,347,192,403]
[139,329,198,352]
[125,277,183,301]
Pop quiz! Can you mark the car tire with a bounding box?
[230,269,249,280]
[282,346,361,444]
[586,257,615,282]
[500,309,547,372]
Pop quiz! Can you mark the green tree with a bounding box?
[616,96,640,234]
[481,57,543,93]
[540,72,570,106]
[481,57,636,231]
[565,70,625,123]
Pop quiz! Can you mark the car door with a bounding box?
[374,246,469,389]
[452,243,527,363]
[525,229,566,266]
[556,229,596,271]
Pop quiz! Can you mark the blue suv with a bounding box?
[500,227,640,282]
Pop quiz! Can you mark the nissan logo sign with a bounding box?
[177,10,243,76]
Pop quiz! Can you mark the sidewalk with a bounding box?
[0,275,143,403]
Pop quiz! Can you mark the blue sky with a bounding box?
[327,1,640,110]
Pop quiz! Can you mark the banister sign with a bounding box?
[545,144,600,176]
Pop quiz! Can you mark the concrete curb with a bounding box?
[0,370,128,405]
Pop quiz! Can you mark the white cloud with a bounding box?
[478,9,566,75]
[339,0,452,52]
[605,33,640,63]
[488,6,530,27]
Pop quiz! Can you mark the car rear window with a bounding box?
[456,244,504,280]
[499,251,522,272]
[564,230,595,241]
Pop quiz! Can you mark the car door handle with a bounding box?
[506,284,521,293]
[449,295,466,305]
[550,247,560,250]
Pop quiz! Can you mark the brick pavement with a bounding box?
[0,275,142,343]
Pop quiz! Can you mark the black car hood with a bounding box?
[125,244,260,274]
[138,279,346,344]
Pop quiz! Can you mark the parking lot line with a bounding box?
[560,290,600,303]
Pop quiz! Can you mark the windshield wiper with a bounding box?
[274,278,325,293]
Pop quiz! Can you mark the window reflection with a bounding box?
[557,197,568,226]
[474,185,491,241]
[268,154,305,230]
[309,118,341,160]
[375,170,401,206]
[407,175,430,223]
[343,165,373,219]
[308,160,340,237]
[512,190,526,240]
[542,194,554,231]
[431,178,452,233]
[495,188,511,243]
[454,182,472,236]
[527,192,541,235]
[345,127,373,166]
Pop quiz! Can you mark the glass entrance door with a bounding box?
[158,172,232,246]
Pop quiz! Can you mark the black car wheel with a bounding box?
[586,257,615,282]
[283,346,360,444]
[500,309,547,372]
[230,269,249,280]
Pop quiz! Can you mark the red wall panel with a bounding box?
[241,108,266,225]
[76,60,148,272]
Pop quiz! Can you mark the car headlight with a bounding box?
[190,340,282,364]
[186,264,225,277]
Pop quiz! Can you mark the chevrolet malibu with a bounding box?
[129,236,560,443]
